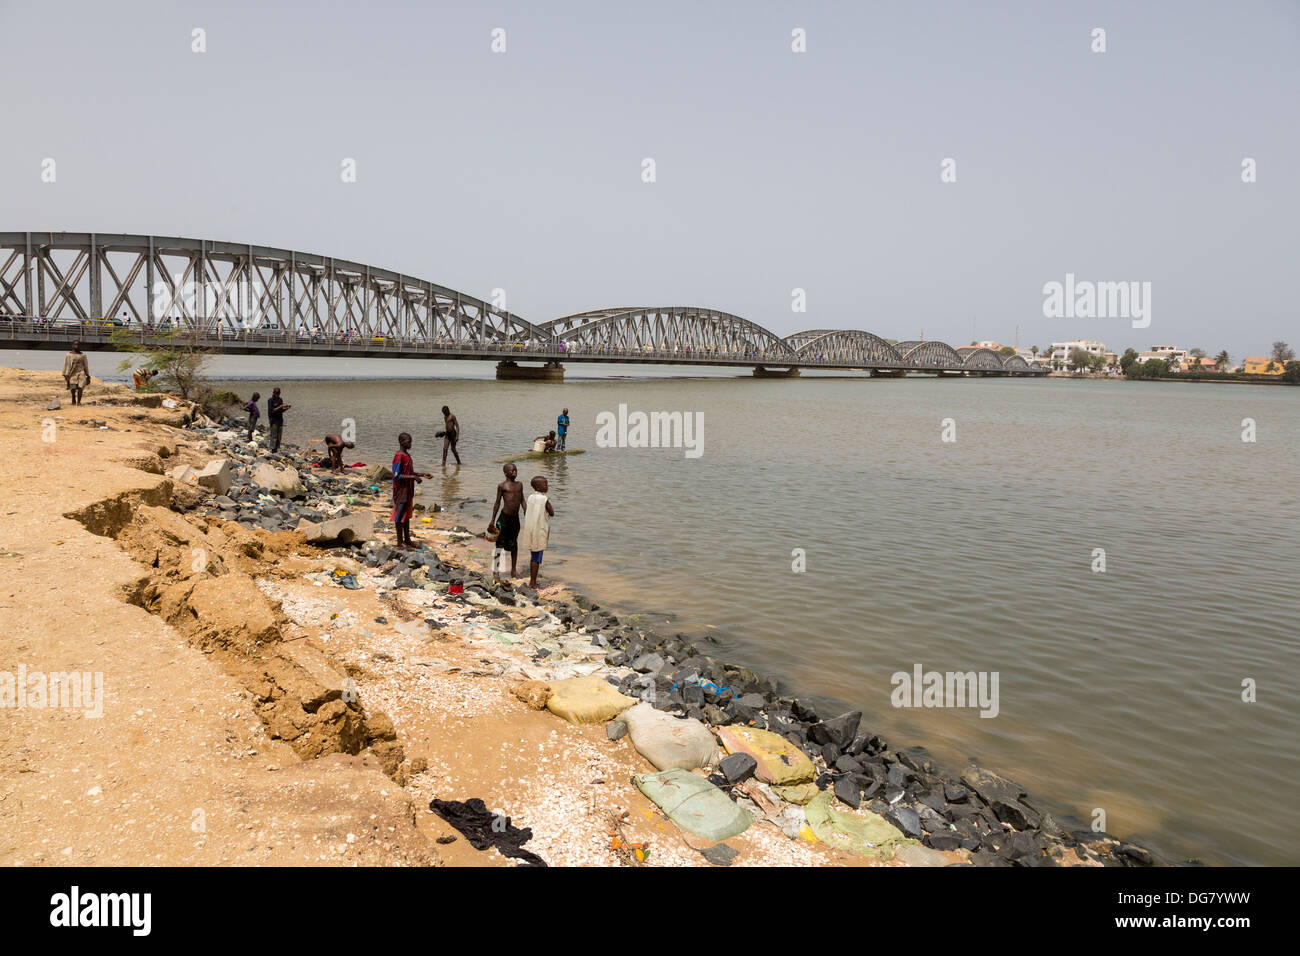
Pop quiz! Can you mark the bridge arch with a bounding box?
[541,306,798,362]
[894,340,963,368]
[1001,354,1031,372]
[961,348,1006,371]
[0,230,545,345]
[784,329,902,366]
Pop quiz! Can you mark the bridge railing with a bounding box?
[0,316,1043,373]
[0,317,807,364]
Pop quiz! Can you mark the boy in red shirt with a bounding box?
[391,432,432,550]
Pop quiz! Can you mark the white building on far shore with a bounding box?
[1048,340,1107,364]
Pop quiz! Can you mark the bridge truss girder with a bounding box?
[784,328,903,366]
[542,306,799,362]
[0,232,545,346]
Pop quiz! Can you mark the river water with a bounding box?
[11,349,1298,865]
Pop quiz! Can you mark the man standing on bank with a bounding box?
[440,405,461,466]
[267,387,291,453]
[63,340,90,406]
[556,407,570,451]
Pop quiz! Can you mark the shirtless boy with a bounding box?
[487,463,524,581]
[441,405,461,466]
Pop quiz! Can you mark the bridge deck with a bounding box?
[0,321,1043,373]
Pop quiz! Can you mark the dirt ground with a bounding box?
[0,367,953,867]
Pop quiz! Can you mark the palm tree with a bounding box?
[1215,350,1230,370]
[1030,345,1039,358]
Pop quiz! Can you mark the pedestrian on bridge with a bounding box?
[62,340,90,406]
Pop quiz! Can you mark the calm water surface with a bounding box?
[13,350,1296,865]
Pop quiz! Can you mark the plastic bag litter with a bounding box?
[331,569,361,590]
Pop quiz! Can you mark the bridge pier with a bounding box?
[496,360,564,382]
[752,366,801,378]
[870,368,906,377]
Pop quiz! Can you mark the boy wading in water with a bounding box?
[487,463,524,582]
[391,432,432,550]
[440,405,461,466]
[519,476,554,589]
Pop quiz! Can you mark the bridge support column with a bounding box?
[870,368,906,377]
[752,366,801,378]
[496,360,564,382]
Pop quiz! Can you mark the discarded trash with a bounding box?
[803,791,914,859]
[429,797,547,867]
[635,769,752,842]
[331,569,361,590]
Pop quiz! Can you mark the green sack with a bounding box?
[635,769,752,843]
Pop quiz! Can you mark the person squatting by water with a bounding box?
[324,433,354,473]
[391,431,432,550]
[556,407,570,450]
[440,405,460,466]
[519,475,554,589]
[267,387,291,452]
[244,392,261,440]
[488,463,524,581]
[63,340,90,406]
[533,430,557,453]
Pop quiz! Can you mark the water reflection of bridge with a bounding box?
[1,232,1045,380]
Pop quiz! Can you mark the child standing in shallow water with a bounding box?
[391,432,432,550]
[518,476,554,588]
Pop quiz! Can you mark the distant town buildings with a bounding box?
[1242,356,1286,375]
[1048,340,1107,364]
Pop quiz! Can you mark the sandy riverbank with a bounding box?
[0,368,891,866]
[1,368,1151,867]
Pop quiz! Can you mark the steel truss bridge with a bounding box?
[1,232,1045,377]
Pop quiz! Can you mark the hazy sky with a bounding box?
[2,0,1296,357]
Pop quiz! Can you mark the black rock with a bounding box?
[833,754,861,774]
[717,752,757,784]
[606,721,628,741]
[918,805,949,833]
[833,776,862,809]
[682,684,705,706]
[989,799,1040,831]
[699,843,739,867]
[736,692,767,710]
[884,806,922,839]
[925,832,963,851]
[884,784,906,805]
[1003,830,1039,862]
[808,711,861,749]
[886,764,912,788]
[917,790,947,815]
[790,698,819,722]
[897,746,935,774]
[1116,843,1153,866]
[820,743,842,764]
[943,783,970,803]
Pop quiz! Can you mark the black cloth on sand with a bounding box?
[429,797,548,867]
